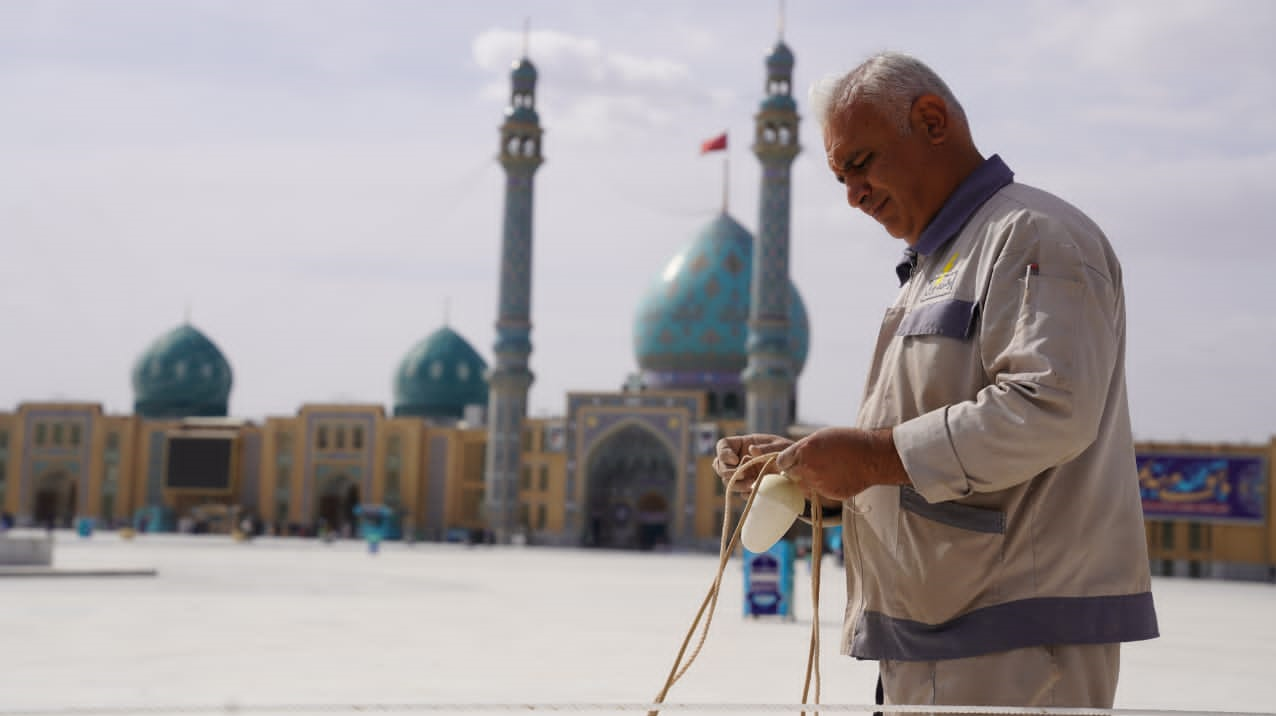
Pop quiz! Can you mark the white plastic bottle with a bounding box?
[741,472,805,553]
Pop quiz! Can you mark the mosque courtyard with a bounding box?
[1,532,1274,715]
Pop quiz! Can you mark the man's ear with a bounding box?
[911,94,949,144]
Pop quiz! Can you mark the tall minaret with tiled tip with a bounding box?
[744,17,801,435]
[483,38,543,543]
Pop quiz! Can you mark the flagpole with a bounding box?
[722,153,729,213]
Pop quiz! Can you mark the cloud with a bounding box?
[471,27,728,142]
[473,28,695,91]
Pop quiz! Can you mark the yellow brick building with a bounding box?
[3,385,1276,578]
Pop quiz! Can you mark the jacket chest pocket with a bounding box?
[896,298,978,340]
[892,299,982,405]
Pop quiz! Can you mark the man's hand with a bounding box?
[713,433,794,493]
[776,427,910,501]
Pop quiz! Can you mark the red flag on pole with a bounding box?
[700,132,727,154]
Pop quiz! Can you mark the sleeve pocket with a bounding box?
[896,298,979,340]
[1013,272,1083,389]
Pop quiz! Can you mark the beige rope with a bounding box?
[649,452,828,716]
[804,497,823,716]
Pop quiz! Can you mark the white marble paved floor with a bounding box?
[1,532,1272,715]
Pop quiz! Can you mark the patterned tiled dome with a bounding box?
[131,324,233,419]
[394,326,489,419]
[634,212,809,381]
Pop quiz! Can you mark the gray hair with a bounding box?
[809,51,966,134]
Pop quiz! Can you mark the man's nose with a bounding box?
[846,179,871,209]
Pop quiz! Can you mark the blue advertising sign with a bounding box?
[743,541,795,619]
[1137,453,1267,524]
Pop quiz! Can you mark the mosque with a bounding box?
[2,31,1275,576]
[0,32,805,552]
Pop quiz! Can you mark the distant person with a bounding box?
[715,51,1157,711]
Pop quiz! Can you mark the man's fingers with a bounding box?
[715,434,796,488]
[712,457,735,480]
[715,440,740,467]
[776,442,798,473]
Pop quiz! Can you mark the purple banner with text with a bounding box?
[1138,453,1267,524]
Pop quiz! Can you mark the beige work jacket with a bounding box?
[845,180,1159,661]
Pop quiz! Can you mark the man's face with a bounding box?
[823,99,940,245]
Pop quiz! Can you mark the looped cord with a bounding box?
[649,452,827,716]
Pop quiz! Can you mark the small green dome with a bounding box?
[394,327,489,419]
[505,105,540,124]
[511,57,537,88]
[634,213,809,379]
[767,41,795,72]
[131,324,233,419]
[761,93,797,112]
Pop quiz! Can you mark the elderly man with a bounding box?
[715,52,1158,710]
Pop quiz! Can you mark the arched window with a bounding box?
[316,426,328,450]
[762,125,777,144]
[523,138,536,157]
[707,392,719,415]
[507,136,521,156]
[778,126,792,145]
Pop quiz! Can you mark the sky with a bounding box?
[2,0,1274,443]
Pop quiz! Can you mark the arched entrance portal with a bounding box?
[584,424,676,550]
[33,471,76,528]
[317,476,360,536]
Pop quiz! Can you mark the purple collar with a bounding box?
[895,155,1013,285]
[916,154,1014,256]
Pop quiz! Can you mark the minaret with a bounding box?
[483,46,543,543]
[744,27,800,435]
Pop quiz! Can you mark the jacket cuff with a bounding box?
[892,407,972,503]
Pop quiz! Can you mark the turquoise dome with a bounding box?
[634,213,809,381]
[761,93,797,112]
[767,41,795,72]
[505,105,540,124]
[511,58,537,88]
[131,324,232,419]
[394,327,489,419]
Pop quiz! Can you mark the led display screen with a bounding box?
[165,437,233,490]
